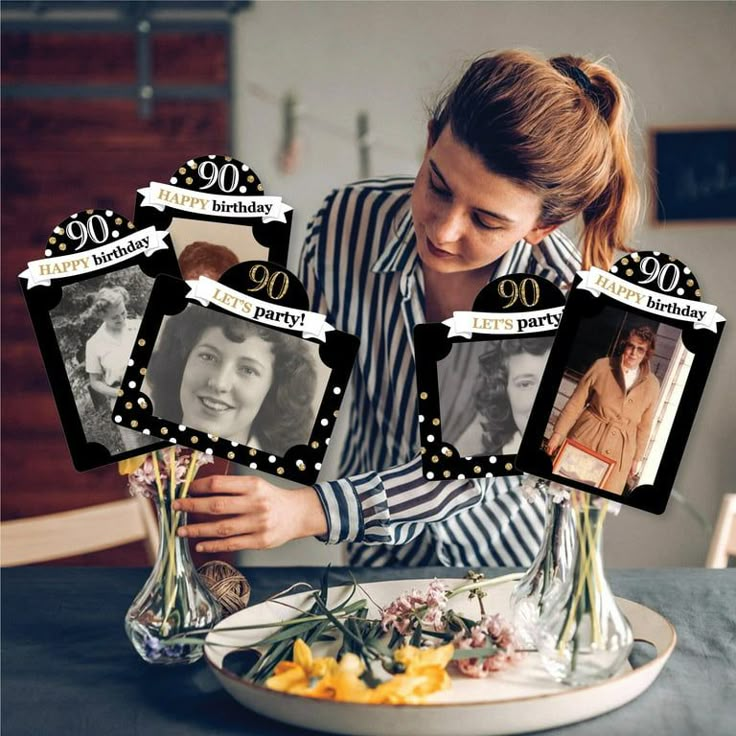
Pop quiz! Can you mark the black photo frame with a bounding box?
[651,128,736,224]
[113,261,359,484]
[414,274,565,481]
[516,252,726,514]
[19,209,177,471]
[135,155,293,283]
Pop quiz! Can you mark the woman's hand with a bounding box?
[89,373,119,399]
[546,432,563,456]
[172,476,329,553]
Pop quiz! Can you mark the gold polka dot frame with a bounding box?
[515,250,726,515]
[134,155,292,272]
[414,274,565,481]
[113,263,359,485]
[18,209,178,471]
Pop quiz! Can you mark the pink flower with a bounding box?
[380,579,449,636]
[452,614,520,678]
[127,449,213,498]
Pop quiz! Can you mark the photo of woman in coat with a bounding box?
[545,325,661,494]
[146,306,319,456]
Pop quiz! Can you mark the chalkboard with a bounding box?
[653,128,736,223]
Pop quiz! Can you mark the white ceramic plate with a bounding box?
[205,578,676,736]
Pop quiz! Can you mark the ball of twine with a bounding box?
[198,560,251,616]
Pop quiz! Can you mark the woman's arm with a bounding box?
[173,456,486,553]
[88,372,119,399]
[546,360,600,454]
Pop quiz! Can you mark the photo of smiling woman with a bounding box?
[456,338,553,456]
[145,305,319,455]
[546,325,661,494]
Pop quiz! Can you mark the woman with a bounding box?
[147,306,317,455]
[85,286,144,451]
[546,326,660,494]
[457,338,553,456]
[173,50,641,566]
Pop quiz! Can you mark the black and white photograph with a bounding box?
[438,336,554,457]
[540,307,686,496]
[49,267,157,455]
[142,303,331,456]
[168,217,272,281]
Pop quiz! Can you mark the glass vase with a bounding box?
[536,493,632,685]
[510,487,575,649]
[125,495,222,665]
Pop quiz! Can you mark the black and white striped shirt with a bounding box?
[298,177,581,567]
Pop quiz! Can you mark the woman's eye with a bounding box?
[238,365,259,377]
[197,350,217,363]
[428,175,450,199]
[473,214,501,231]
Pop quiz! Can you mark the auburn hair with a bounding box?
[431,50,641,270]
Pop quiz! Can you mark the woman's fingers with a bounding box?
[189,475,263,495]
[191,534,273,554]
[177,514,259,540]
[173,494,251,515]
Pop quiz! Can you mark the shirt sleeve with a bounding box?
[313,455,489,544]
[85,334,103,375]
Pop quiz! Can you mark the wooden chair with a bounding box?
[705,494,736,568]
[1,496,158,567]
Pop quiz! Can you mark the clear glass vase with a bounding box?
[510,488,575,649]
[536,494,632,685]
[125,496,222,664]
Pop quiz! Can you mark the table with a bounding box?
[2,567,734,735]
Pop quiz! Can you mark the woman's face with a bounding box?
[103,302,127,331]
[621,334,649,371]
[506,350,550,434]
[179,326,275,442]
[411,126,555,275]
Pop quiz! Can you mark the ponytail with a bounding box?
[578,59,641,270]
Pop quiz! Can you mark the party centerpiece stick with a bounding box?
[19,209,178,470]
[414,274,564,481]
[135,155,293,280]
[113,259,359,484]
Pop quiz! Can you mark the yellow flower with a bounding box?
[117,453,149,476]
[394,643,455,673]
[265,639,338,695]
[305,653,372,702]
[367,644,454,704]
[265,640,455,705]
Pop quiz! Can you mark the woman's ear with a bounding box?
[524,223,559,246]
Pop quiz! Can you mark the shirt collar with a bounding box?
[370,192,533,297]
[371,200,415,275]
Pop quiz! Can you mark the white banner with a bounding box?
[138,183,292,224]
[578,267,725,332]
[19,227,169,288]
[443,307,564,338]
[185,277,334,342]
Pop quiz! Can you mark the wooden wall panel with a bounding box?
[2,30,231,566]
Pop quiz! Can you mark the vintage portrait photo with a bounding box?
[168,218,272,281]
[49,266,156,455]
[542,305,691,496]
[437,336,553,457]
[141,303,331,456]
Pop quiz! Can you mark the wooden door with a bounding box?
[2,26,232,564]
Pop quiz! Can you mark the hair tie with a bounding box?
[551,59,597,100]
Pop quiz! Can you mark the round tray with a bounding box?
[205,578,676,736]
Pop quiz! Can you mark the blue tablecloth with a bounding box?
[1,567,734,735]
